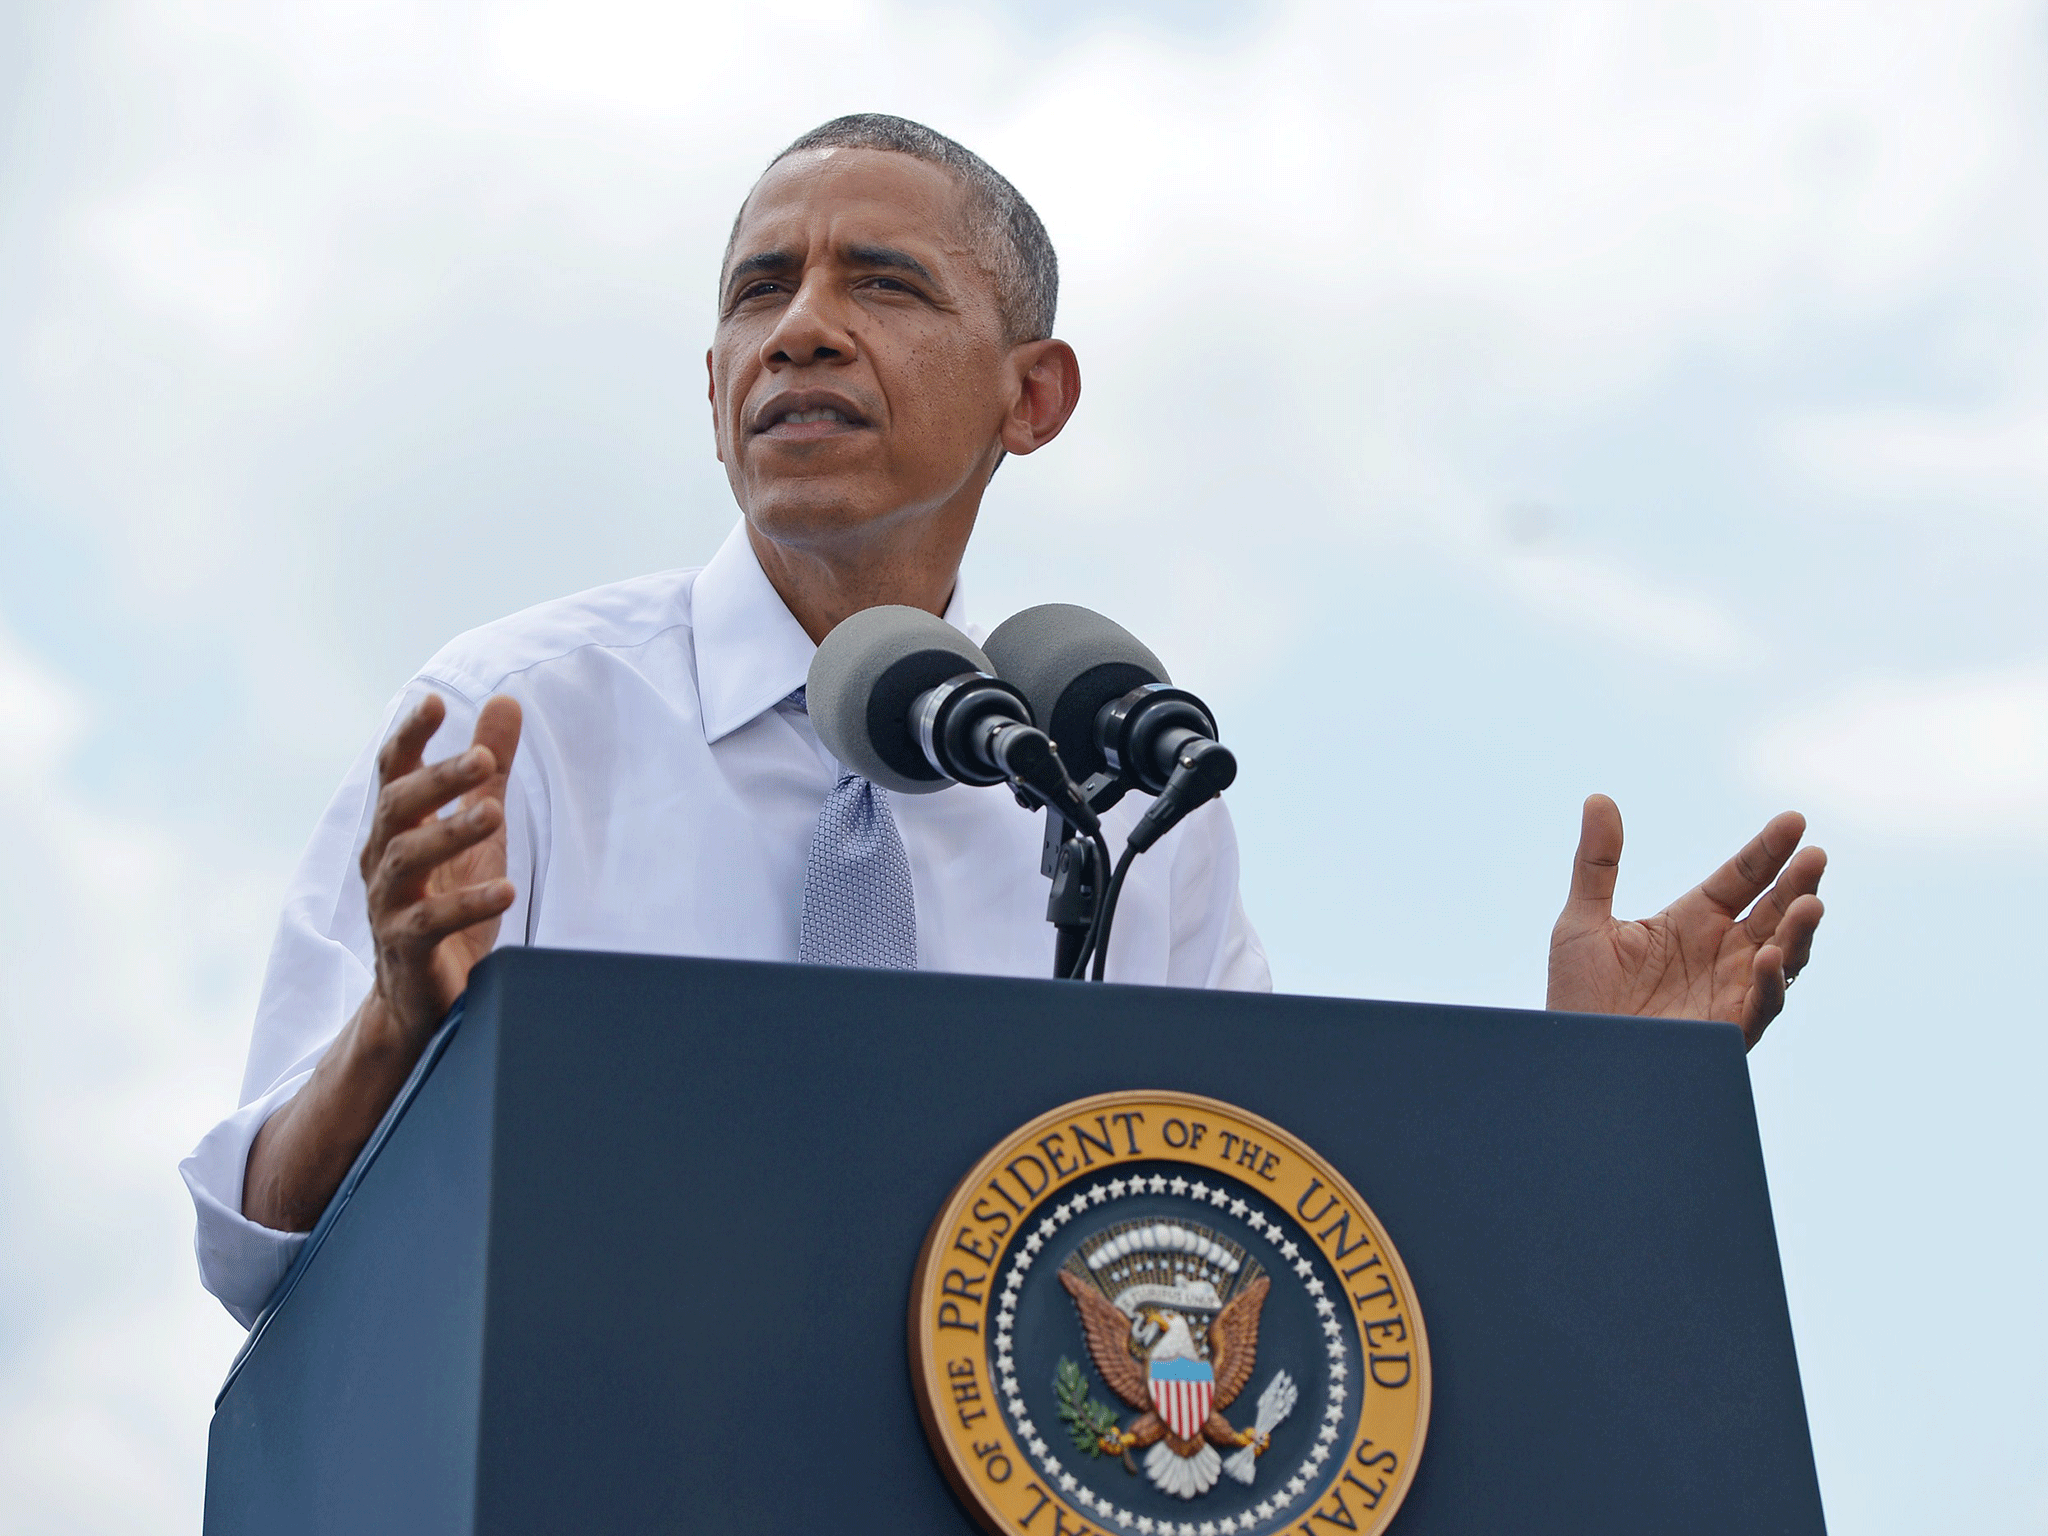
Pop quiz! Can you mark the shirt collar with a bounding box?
[692,518,975,745]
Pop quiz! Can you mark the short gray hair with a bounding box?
[727,113,1059,344]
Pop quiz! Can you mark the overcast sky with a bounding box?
[2,1,2044,1530]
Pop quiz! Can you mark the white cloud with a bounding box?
[0,638,85,784]
[1495,546,1754,669]
[0,625,266,1532]
[1748,659,2048,841]
[24,0,2048,603]
[489,1,852,118]
[80,184,294,347]
[1783,403,2048,514]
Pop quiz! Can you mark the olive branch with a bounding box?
[1053,1357,1122,1457]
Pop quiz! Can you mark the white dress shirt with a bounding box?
[182,521,1271,1325]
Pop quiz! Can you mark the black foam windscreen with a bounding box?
[981,604,1169,782]
[805,606,995,794]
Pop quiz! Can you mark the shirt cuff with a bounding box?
[179,1072,315,1329]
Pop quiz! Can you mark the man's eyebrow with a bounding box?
[725,249,794,291]
[844,244,940,288]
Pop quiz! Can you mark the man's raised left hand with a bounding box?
[1547,795,1827,1048]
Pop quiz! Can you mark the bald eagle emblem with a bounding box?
[1057,1220,1299,1500]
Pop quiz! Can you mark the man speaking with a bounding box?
[182,115,1826,1327]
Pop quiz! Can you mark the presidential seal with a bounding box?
[910,1092,1429,1536]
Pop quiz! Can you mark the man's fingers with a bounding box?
[1742,893,1820,1048]
[465,696,524,806]
[367,799,504,911]
[364,695,522,875]
[1739,844,1827,943]
[1774,893,1824,980]
[389,879,516,953]
[1697,810,1806,917]
[1744,945,1788,1049]
[375,694,447,788]
[369,746,496,856]
[1562,794,1624,923]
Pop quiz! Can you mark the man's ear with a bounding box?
[706,348,724,464]
[997,340,1082,457]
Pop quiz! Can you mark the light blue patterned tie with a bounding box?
[789,687,919,969]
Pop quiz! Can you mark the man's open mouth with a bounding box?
[753,395,870,434]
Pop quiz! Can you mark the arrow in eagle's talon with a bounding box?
[1221,1371,1299,1485]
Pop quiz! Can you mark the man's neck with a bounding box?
[744,512,972,643]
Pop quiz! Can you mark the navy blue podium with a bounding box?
[203,948,1825,1534]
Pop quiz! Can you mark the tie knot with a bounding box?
[785,685,808,714]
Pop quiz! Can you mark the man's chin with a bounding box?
[740,482,906,549]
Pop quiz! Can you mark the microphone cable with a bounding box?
[1069,831,1118,981]
[1068,842,1139,982]
[1063,737,1239,980]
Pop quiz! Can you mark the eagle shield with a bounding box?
[1149,1356,1216,1442]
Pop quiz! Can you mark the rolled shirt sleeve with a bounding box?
[179,1070,317,1328]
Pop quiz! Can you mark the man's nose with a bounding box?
[762,276,855,369]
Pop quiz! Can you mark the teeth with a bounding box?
[777,407,846,426]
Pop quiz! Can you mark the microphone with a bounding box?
[981,604,1236,830]
[805,606,1099,833]
[1117,693,1239,854]
[977,603,1166,787]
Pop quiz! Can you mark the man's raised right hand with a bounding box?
[360,692,523,1051]
[242,692,523,1232]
